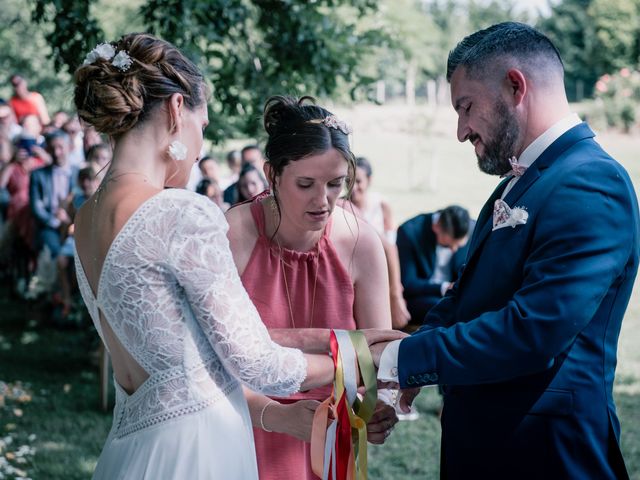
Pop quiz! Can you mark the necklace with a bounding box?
[94,171,149,204]
[276,236,321,329]
[90,170,149,268]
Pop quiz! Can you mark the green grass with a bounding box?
[0,103,638,479]
[0,296,111,479]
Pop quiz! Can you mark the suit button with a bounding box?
[429,373,439,382]
[407,376,415,385]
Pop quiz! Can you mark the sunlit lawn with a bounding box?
[0,103,638,479]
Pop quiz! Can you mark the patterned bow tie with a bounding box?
[503,156,527,177]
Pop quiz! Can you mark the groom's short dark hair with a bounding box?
[446,22,564,85]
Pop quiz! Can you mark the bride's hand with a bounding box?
[265,400,321,443]
[369,340,400,368]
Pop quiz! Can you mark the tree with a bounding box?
[31,0,384,141]
[539,0,640,100]
[587,0,639,73]
[0,0,71,112]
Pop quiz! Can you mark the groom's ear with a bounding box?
[505,69,527,106]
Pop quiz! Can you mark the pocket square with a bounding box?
[493,199,528,231]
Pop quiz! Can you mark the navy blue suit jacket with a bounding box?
[398,123,638,479]
[397,212,472,299]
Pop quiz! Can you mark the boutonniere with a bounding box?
[493,199,528,231]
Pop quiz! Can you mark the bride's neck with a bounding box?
[110,129,167,189]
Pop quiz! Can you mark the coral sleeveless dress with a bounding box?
[241,194,356,480]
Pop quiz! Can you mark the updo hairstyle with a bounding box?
[74,33,205,137]
[263,95,355,195]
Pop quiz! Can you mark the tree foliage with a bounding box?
[30,0,383,141]
[0,0,71,112]
[539,0,640,100]
[10,0,639,137]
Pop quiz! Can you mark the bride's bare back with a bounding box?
[75,181,160,394]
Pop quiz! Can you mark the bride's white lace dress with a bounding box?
[74,189,307,479]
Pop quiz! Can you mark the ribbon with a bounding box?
[311,330,377,480]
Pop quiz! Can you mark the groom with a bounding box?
[374,22,638,479]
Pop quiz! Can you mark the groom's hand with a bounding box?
[369,340,394,368]
[366,399,399,445]
[397,388,420,413]
[361,329,408,348]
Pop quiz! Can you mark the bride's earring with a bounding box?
[168,140,187,162]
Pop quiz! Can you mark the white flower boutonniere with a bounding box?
[492,199,529,231]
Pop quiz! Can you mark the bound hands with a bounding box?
[362,329,421,415]
[269,397,400,445]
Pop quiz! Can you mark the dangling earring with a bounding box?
[168,140,187,161]
[269,191,280,221]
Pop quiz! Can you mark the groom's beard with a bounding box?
[474,100,520,176]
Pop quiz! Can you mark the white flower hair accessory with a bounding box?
[111,50,133,72]
[492,199,528,231]
[83,43,116,66]
[308,115,353,135]
[82,42,133,72]
[168,140,188,162]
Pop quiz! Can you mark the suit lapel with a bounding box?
[503,123,594,207]
[422,214,437,273]
[465,122,595,265]
[466,178,510,259]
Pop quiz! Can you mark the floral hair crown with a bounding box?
[307,115,353,135]
[83,43,133,72]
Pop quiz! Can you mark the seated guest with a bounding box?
[0,100,22,142]
[62,116,85,168]
[223,144,265,205]
[198,155,221,183]
[397,205,473,325]
[9,74,50,126]
[195,177,229,211]
[29,130,74,258]
[51,110,69,129]
[236,163,267,203]
[56,166,97,317]
[220,149,241,189]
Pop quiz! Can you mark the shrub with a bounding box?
[593,68,640,133]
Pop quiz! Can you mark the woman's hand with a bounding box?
[264,399,321,443]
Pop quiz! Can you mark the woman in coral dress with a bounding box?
[226,96,399,480]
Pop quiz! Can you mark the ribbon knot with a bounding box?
[503,156,527,177]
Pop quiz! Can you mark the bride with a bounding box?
[72,33,339,479]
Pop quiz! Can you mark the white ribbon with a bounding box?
[334,329,359,406]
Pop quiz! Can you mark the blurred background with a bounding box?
[0,0,638,478]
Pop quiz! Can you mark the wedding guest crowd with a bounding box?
[1,73,467,343]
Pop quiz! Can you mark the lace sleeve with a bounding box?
[168,193,307,396]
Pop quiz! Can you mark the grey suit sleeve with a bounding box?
[30,171,60,229]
